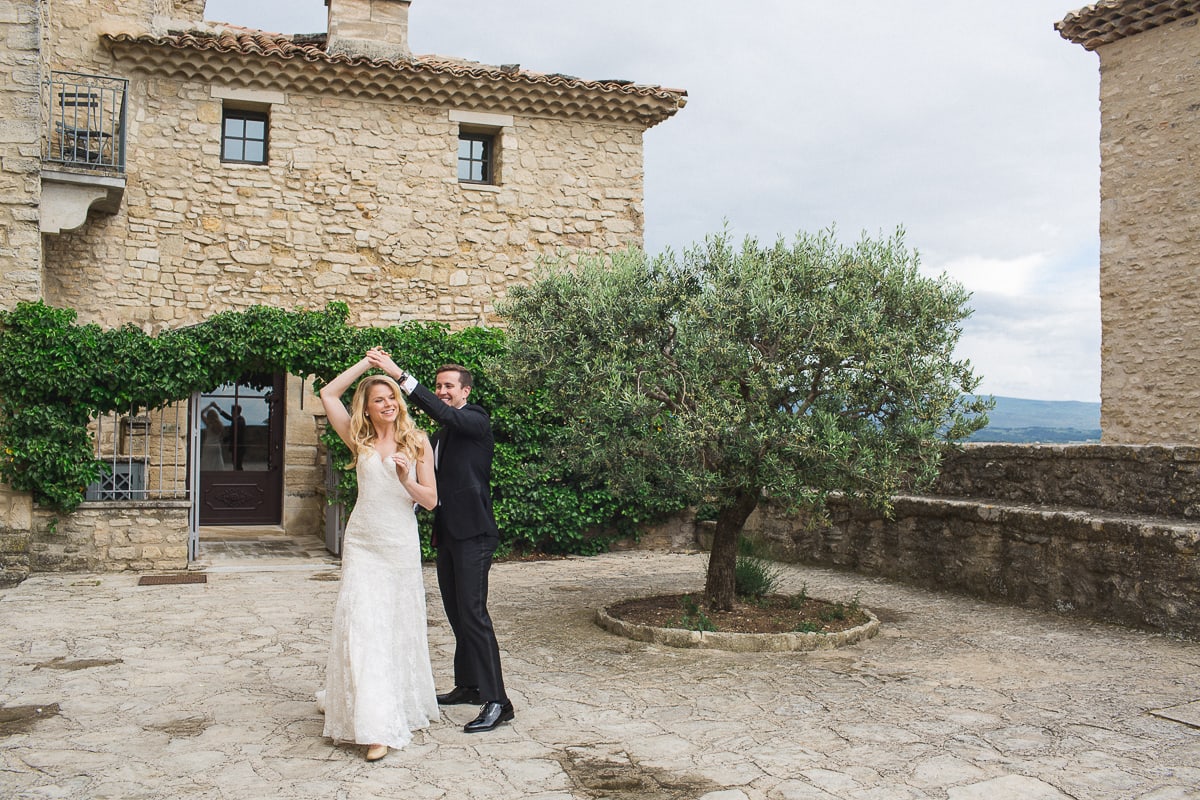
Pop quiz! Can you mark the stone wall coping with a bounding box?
[957,442,1200,461]
[880,494,1200,539]
[72,500,192,511]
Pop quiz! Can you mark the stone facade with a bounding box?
[1059,6,1200,444]
[1096,17,1200,444]
[0,0,684,576]
[29,501,190,572]
[0,0,43,586]
[42,99,648,328]
[0,0,43,305]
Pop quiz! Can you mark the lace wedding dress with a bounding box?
[320,451,439,749]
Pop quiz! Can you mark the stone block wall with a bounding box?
[1096,16,1200,444]
[931,443,1200,518]
[29,501,190,573]
[0,0,43,587]
[42,89,646,329]
[614,508,697,553]
[741,444,1200,639]
[0,0,43,306]
[35,0,654,324]
[37,0,651,333]
[0,489,33,587]
[284,375,325,538]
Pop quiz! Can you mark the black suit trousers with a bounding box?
[436,532,507,703]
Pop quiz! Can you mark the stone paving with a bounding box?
[2,549,1199,799]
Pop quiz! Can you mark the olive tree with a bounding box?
[498,229,990,610]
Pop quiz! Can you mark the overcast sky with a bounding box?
[203,0,1102,402]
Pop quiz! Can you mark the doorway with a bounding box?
[197,372,285,525]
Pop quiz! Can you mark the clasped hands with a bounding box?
[365,347,405,383]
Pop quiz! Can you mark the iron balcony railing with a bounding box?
[44,70,128,172]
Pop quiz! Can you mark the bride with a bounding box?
[318,353,440,762]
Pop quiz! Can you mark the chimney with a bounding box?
[325,0,411,61]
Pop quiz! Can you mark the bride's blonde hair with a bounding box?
[345,375,425,468]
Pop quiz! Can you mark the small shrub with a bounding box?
[794,621,823,634]
[676,594,716,632]
[820,602,848,623]
[788,584,809,608]
[735,554,784,600]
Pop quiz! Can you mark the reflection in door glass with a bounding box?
[199,376,275,472]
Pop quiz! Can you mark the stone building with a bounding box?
[1057,0,1200,444]
[0,0,685,580]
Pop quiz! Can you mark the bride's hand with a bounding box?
[390,453,410,479]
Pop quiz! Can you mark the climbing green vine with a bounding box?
[0,301,679,555]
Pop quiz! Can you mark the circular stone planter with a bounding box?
[594,605,881,652]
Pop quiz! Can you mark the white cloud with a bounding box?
[933,254,1046,298]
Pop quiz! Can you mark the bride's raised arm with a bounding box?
[319,357,372,448]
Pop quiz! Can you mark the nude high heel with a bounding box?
[365,744,388,762]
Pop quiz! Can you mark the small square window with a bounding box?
[458,132,494,184]
[222,108,268,164]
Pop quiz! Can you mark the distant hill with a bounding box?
[966,396,1101,444]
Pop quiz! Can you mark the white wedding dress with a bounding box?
[200,427,225,470]
[321,451,439,749]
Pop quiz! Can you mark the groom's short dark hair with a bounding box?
[436,364,473,389]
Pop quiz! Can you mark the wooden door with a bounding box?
[197,372,285,525]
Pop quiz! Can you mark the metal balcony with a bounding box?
[44,71,128,172]
[40,71,128,233]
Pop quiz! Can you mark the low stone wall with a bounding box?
[613,508,698,552]
[29,501,190,573]
[0,485,34,587]
[932,443,1200,518]
[743,444,1200,639]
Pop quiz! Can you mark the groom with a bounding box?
[366,348,514,733]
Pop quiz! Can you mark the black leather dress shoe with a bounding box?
[463,700,515,733]
[437,686,481,705]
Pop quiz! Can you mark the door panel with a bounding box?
[198,372,285,525]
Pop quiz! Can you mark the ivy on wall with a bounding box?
[0,301,677,555]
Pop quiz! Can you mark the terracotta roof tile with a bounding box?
[102,29,686,127]
[1057,0,1200,50]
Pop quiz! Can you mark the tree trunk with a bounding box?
[703,488,760,611]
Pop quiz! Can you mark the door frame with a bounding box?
[195,373,286,527]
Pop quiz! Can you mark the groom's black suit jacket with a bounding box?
[407,382,498,542]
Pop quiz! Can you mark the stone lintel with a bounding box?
[449,109,514,128]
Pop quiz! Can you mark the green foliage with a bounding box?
[0,301,656,559]
[734,554,784,600]
[848,591,862,615]
[820,602,849,623]
[676,595,716,632]
[498,226,993,607]
[734,535,785,600]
